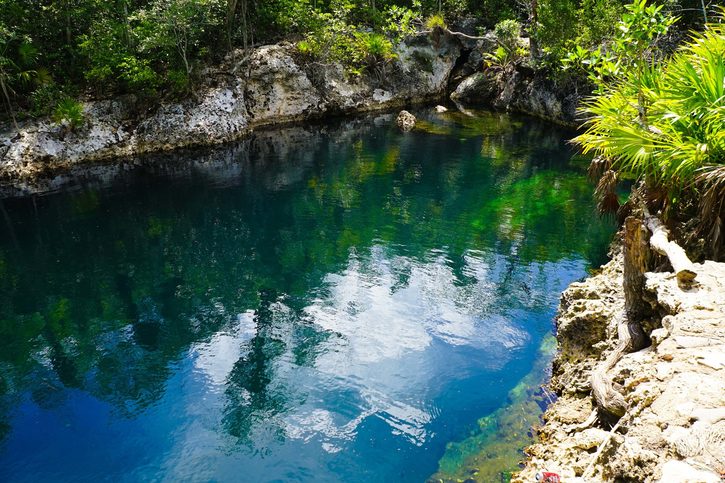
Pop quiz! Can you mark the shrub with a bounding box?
[30,83,64,117]
[535,0,578,54]
[117,56,160,94]
[563,0,676,91]
[382,5,419,41]
[166,69,190,96]
[298,7,399,76]
[296,39,320,57]
[493,19,521,54]
[484,46,515,70]
[357,32,395,64]
[52,97,84,129]
[425,14,447,31]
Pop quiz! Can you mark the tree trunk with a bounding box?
[529,0,540,58]
[226,0,238,52]
[623,216,652,320]
[240,0,248,51]
[590,310,648,420]
[590,216,651,421]
[0,71,19,130]
[123,0,133,50]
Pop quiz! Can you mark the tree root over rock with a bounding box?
[590,312,648,419]
[590,216,651,421]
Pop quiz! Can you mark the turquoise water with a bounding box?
[0,109,614,482]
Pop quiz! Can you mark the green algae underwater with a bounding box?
[0,108,614,482]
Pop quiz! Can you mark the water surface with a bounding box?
[0,109,614,482]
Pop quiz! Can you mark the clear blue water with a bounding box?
[0,109,614,482]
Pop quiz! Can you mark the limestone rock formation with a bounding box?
[515,258,725,482]
[396,110,417,131]
[451,67,583,126]
[0,32,464,194]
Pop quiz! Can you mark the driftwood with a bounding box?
[644,214,697,283]
[588,210,695,425]
[581,398,650,480]
[582,413,624,479]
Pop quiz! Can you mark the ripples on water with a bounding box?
[0,109,614,482]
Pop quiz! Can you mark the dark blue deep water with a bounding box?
[0,109,614,482]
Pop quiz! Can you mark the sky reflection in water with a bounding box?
[0,109,614,482]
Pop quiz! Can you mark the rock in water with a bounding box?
[396,110,416,131]
[434,105,448,113]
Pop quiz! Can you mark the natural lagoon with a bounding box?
[0,109,614,482]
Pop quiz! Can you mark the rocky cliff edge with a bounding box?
[514,254,725,482]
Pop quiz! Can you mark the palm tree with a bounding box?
[575,13,725,256]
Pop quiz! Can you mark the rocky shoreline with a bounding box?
[11,27,707,483]
[0,30,581,197]
[514,246,725,482]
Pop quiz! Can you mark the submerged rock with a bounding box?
[396,110,417,131]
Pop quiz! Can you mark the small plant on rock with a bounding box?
[485,20,526,70]
[425,14,447,31]
[493,19,522,56]
[52,97,84,130]
[296,39,319,58]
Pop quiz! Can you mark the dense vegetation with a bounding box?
[0,0,721,252]
[0,0,712,124]
[573,2,724,256]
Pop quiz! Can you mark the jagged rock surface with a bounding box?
[514,257,725,482]
[451,66,584,126]
[0,33,464,193]
[396,110,416,131]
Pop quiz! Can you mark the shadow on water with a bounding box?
[0,107,614,482]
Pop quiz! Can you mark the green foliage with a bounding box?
[0,18,42,123]
[485,20,527,68]
[425,14,447,30]
[535,0,625,63]
[494,19,521,54]
[575,0,624,47]
[297,3,406,76]
[485,46,515,69]
[575,10,725,244]
[563,0,676,91]
[134,0,225,74]
[296,39,318,57]
[117,57,161,93]
[356,32,396,65]
[76,0,224,96]
[0,0,710,116]
[382,5,419,41]
[536,0,579,54]
[252,0,319,39]
[52,97,85,129]
[29,83,65,117]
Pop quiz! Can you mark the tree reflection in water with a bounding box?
[0,109,615,482]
